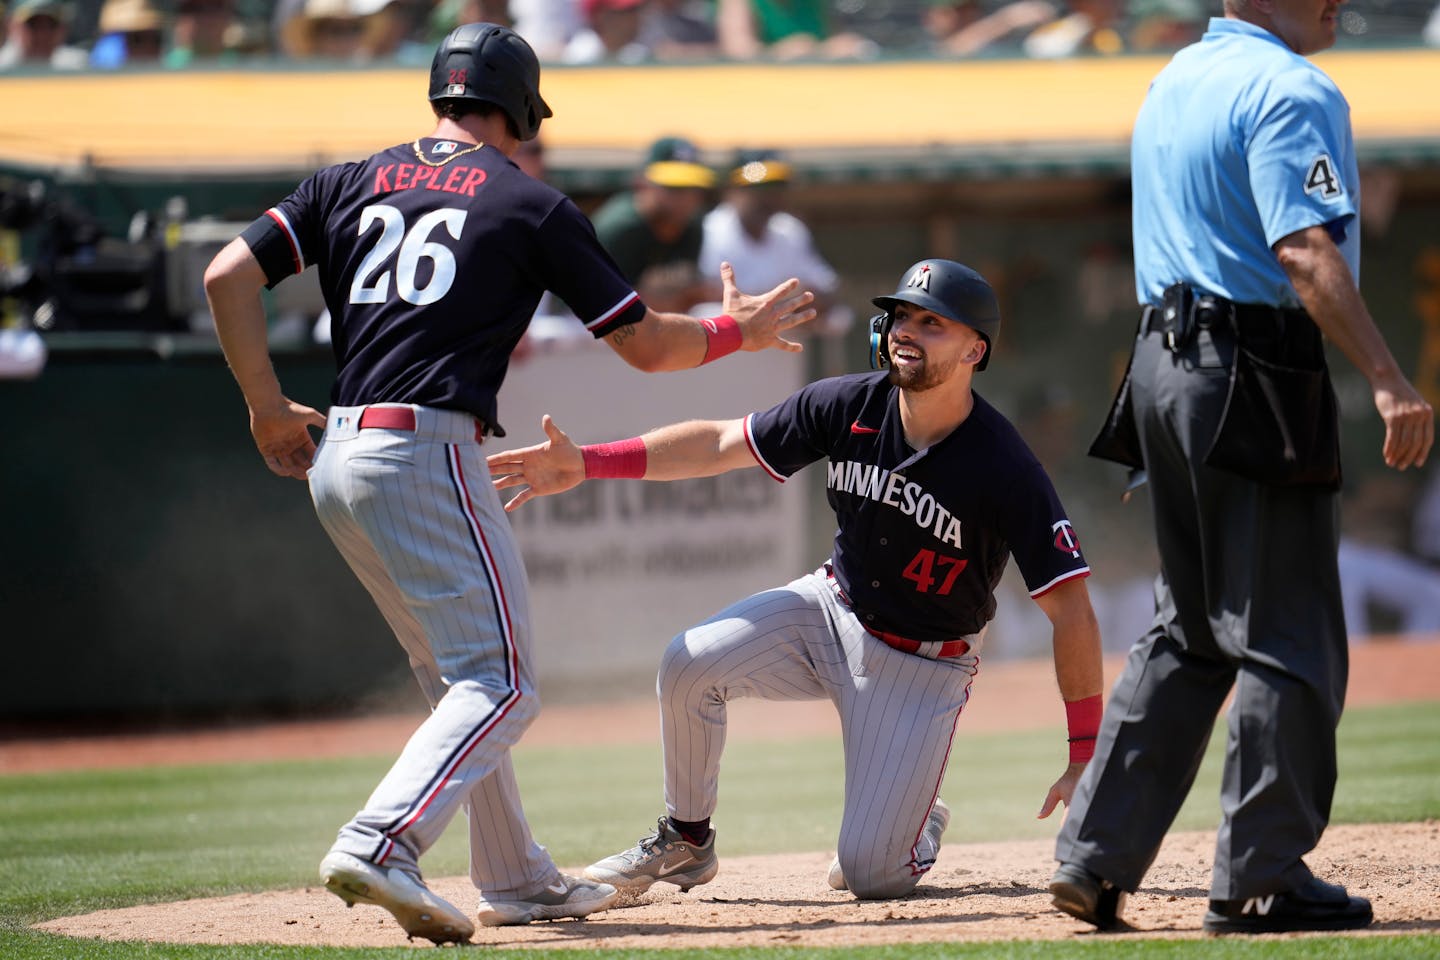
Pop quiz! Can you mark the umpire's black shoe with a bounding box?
[1050,862,1127,930]
[1202,876,1373,934]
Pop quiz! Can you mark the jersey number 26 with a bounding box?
[350,204,467,306]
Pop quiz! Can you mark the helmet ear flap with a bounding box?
[868,312,892,370]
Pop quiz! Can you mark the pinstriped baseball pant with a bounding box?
[309,404,563,899]
[659,566,979,899]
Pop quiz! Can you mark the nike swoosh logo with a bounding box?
[546,881,569,895]
[655,860,695,877]
[850,420,879,435]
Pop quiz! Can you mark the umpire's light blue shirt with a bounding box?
[1131,18,1360,309]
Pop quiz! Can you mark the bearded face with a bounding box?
[885,304,983,392]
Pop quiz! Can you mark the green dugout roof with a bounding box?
[2,50,1438,185]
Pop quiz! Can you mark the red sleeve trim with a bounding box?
[264,208,304,274]
[585,291,643,334]
[1030,566,1091,599]
[743,414,787,483]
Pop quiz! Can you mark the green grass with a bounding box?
[1,701,1436,959]
[0,938,1437,960]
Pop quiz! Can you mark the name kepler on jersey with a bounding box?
[373,163,488,197]
[827,460,963,548]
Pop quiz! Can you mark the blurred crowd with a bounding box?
[1,0,1438,70]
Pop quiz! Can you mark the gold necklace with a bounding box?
[412,139,486,168]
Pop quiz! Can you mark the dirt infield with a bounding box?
[34,823,1440,948]
[17,638,1440,948]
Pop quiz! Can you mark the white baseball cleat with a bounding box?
[475,873,620,926]
[585,817,719,893]
[320,850,474,944]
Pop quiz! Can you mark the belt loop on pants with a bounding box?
[823,564,971,660]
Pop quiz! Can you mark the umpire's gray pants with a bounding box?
[1055,328,1348,900]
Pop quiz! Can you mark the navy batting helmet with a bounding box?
[429,23,552,142]
[868,259,1001,371]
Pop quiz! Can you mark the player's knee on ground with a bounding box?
[835,849,922,900]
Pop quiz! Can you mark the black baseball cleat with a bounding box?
[1202,876,1373,934]
[1050,862,1128,930]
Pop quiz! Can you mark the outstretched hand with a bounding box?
[486,415,586,512]
[720,261,818,354]
[1037,761,1087,820]
[251,398,327,480]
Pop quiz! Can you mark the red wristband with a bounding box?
[698,314,742,365]
[1065,694,1102,764]
[580,438,647,480]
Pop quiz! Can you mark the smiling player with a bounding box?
[486,259,1105,900]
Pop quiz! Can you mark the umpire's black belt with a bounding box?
[1142,283,1309,355]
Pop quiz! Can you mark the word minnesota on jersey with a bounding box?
[828,460,963,548]
[373,163,488,197]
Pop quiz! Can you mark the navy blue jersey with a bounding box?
[745,372,1089,641]
[242,137,646,436]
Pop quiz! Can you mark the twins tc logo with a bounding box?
[1052,519,1080,558]
[906,264,932,292]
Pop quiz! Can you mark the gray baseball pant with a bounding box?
[309,404,564,899]
[1056,328,1347,900]
[659,567,979,898]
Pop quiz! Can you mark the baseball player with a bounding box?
[203,22,815,945]
[1049,0,1433,935]
[487,259,1105,900]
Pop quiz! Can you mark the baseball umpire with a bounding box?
[1049,0,1434,936]
[487,259,1105,900]
[203,22,814,944]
